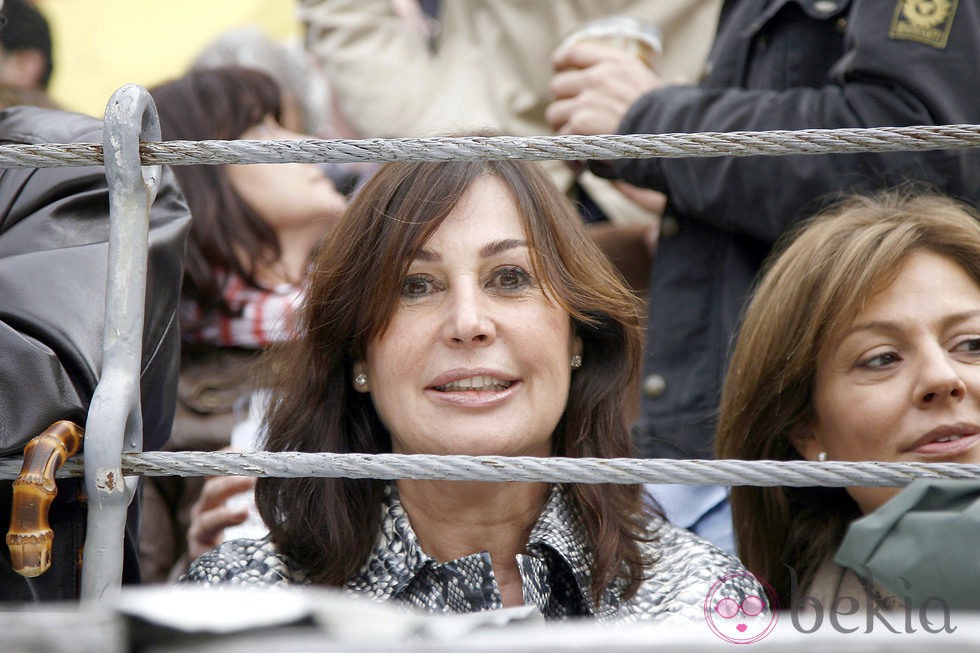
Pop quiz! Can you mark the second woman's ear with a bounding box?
[790,422,823,461]
[352,361,370,393]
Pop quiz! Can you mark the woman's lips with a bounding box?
[426,370,522,408]
[906,423,980,456]
[428,368,517,388]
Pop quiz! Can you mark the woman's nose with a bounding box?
[442,284,495,347]
[915,347,967,407]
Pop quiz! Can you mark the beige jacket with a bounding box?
[298,0,721,225]
[805,558,904,614]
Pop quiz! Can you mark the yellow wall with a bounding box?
[37,0,300,117]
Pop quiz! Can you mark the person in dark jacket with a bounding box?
[548,0,980,460]
[0,105,190,600]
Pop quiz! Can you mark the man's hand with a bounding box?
[547,42,663,136]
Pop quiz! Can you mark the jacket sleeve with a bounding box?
[298,0,491,138]
[0,107,190,456]
[608,0,980,243]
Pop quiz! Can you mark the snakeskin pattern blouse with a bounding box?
[182,484,758,623]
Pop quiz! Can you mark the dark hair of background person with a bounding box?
[715,190,980,607]
[149,66,284,319]
[0,0,54,89]
[255,157,654,602]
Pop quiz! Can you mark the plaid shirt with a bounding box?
[181,275,302,348]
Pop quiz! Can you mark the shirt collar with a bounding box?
[349,483,608,614]
[525,485,593,598]
[346,484,435,601]
[526,485,624,616]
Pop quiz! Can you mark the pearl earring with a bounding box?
[354,373,368,387]
[817,452,828,462]
[570,354,582,369]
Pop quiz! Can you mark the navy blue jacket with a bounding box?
[601,0,980,458]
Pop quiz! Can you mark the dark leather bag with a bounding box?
[0,106,190,600]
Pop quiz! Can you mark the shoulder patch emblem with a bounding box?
[889,0,958,48]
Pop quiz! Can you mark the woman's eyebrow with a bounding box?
[413,239,527,263]
[480,239,526,258]
[941,308,980,329]
[842,308,980,339]
[413,249,440,263]
[841,320,901,339]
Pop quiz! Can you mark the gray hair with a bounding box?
[192,26,330,136]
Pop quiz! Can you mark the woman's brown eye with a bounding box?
[860,351,899,369]
[493,267,530,290]
[402,275,434,297]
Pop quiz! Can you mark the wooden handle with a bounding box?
[6,420,84,577]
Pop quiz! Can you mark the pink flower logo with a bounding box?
[704,572,779,644]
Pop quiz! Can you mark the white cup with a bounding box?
[559,15,663,70]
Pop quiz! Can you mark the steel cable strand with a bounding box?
[137,125,980,164]
[7,452,980,487]
[0,141,104,168]
[2,125,979,168]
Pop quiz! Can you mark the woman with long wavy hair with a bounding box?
[183,157,755,623]
[139,66,348,582]
[717,191,980,611]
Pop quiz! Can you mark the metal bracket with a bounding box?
[81,84,161,600]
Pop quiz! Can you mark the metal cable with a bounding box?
[1,452,978,487]
[0,124,977,168]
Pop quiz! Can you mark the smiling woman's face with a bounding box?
[795,249,980,512]
[357,175,581,457]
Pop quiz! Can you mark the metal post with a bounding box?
[81,84,161,600]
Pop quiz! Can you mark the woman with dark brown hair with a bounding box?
[716,191,980,611]
[139,66,348,582]
[182,158,756,623]
[150,66,347,331]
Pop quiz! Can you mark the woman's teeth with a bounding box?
[435,375,513,392]
[935,434,963,443]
